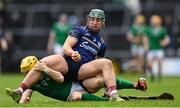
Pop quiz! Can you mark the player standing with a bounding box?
[47,13,72,54]
[144,15,170,81]
[126,15,147,74]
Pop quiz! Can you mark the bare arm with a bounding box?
[19,89,33,104]
[127,32,142,44]
[127,32,133,42]
[0,38,8,51]
[63,36,81,61]
[63,36,78,56]
[143,35,149,52]
[34,61,64,83]
[160,35,170,47]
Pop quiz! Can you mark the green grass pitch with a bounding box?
[0,73,180,107]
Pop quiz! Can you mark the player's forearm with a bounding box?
[63,36,78,57]
[143,36,149,52]
[47,31,55,51]
[63,44,74,57]
[63,44,81,61]
[45,67,64,83]
[1,38,8,51]
[161,36,170,47]
[127,32,133,42]
[132,36,142,43]
[34,61,64,83]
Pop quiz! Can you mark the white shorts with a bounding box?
[54,43,64,55]
[67,82,84,101]
[147,49,164,60]
[131,44,144,56]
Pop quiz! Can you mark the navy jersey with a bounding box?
[68,26,106,64]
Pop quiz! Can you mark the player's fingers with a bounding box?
[34,66,38,71]
[72,51,80,56]
[72,56,81,61]
[34,62,41,71]
[72,56,77,61]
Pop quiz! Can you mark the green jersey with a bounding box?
[145,26,168,50]
[30,73,72,101]
[130,24,147,45]
[52,22,72,45]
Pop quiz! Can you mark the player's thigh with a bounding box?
[40,54,68,74]
[78,58,112,80]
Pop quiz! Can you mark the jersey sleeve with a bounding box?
[68,28,82,39]
[97,44,106,57]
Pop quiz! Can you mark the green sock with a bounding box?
[116,79,134,89]
[81,93,109,101]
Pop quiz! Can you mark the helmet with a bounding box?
[20,56,38,73]
[87,9,105,22]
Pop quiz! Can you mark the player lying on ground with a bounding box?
[6,56,147,104]
[12,9,122,100]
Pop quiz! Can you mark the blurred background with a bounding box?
[0,0,180,77]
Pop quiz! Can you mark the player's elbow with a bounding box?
[57,75,64,83]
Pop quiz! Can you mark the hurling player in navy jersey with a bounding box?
[7,9,123,101]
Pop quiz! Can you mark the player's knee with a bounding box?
[69,92,82,101]
[102,59,113,67]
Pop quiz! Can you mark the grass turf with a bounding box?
[0,73,179,107]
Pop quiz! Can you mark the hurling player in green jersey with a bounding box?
[126,15,147,73]
[144,15,170,81]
